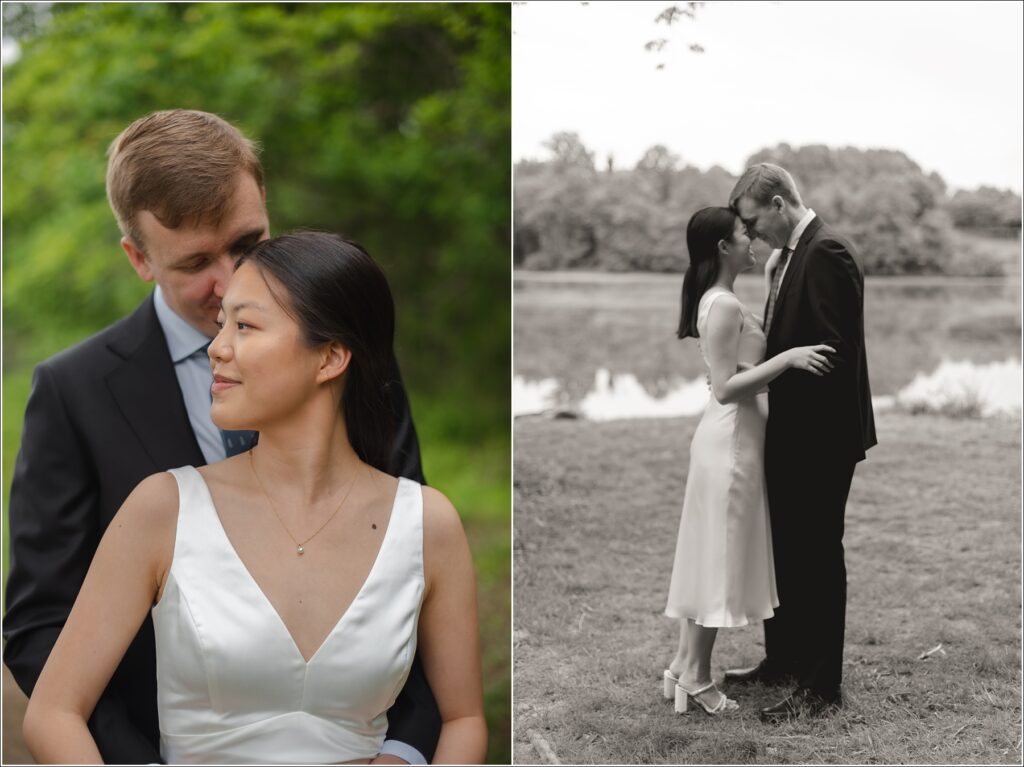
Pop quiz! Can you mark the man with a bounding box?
[4,109,440,764]
[725,163,877,721]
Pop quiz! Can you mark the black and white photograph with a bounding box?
[513,1,1022,763]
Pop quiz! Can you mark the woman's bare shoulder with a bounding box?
[704,292,744,331]
[420,486,467,550]
[706,290,743,311]
[121,471,180,521]
[106,471,180,570]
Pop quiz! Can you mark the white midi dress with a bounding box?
[665,288,779,627]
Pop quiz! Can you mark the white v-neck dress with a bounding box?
[152,466,424,765]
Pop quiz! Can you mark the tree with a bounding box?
[2,2,511,437]
[747,144,956,274]
[635,144,681,202]
[543,131,597,171]
[514,142,1006,275]
[946,186,1023,231]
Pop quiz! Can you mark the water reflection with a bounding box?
[514,358,1022,422]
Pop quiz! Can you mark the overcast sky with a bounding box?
[513,1,1024,193]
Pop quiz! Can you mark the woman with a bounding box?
[662,207,834,715]
[23,232,487,763]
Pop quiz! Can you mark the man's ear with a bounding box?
[770,195,786,212]
[317,342,352,385]
[122,236,154,282]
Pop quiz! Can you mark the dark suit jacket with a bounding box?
[3,294,438,763]
[764,216,877,464]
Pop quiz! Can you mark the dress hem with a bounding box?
[663,602,778,629]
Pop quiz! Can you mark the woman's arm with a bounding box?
[22,472,178,764]
[417,487,487,765]
[705,295,835,405]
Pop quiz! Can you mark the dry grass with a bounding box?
[512,412,1022,764]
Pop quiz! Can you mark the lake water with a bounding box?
[514,271,1022,420]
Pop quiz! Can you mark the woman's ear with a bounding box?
[717,237,729,257]
[317,342,352,384]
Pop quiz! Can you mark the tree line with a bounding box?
[514,133,1022,275]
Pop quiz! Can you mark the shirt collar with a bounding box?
[786,208,816,251]
[153,285,214,363]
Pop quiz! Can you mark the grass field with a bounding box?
[513,412,1022,764]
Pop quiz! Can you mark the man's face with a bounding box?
[734,195,789,250]
[123,172,270,337]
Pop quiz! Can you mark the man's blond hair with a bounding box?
[728,162,803,212]
[106,109,264,249]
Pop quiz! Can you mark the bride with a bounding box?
[23,232,487,764]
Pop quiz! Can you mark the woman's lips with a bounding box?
[212,374,240,394]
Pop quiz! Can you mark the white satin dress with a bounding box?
[152,467,424,764]
[665,288,779,627]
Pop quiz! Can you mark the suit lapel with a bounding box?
[105,295,207,470]
[768,216,824,339]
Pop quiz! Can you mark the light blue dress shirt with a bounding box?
[153,287,226,465]
[151,287,426,765]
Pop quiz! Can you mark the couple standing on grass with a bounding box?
[662,163,877,721]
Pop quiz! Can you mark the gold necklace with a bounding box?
[248,449,357,556]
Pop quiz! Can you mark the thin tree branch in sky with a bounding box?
[646,3,705,70]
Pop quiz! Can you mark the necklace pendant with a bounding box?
[297,545,304,556]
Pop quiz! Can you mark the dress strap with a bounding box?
[165,466,229,567]
[382,478,424,579]
[697,289,740,337]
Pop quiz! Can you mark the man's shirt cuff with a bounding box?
[380,739,427,765]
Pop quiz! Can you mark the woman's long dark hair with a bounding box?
[676,206,737,339]
[238,231,396,471]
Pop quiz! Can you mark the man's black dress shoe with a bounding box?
[722,658,791,686]
[759,687,842,723]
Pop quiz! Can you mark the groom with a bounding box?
[725,163,876,720]
[4,110,439,764]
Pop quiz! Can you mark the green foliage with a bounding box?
[3,1,510,438]
[515,137,1018,276]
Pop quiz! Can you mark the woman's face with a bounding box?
[208,261,326,431]
[723,216,755,273]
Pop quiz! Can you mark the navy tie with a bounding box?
[221,429,256,457]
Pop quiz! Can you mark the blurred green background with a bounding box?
[1,2,510,763]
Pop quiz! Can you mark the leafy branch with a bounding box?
[645,2,706,70]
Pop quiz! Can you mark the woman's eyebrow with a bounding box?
[221,300,268,314]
